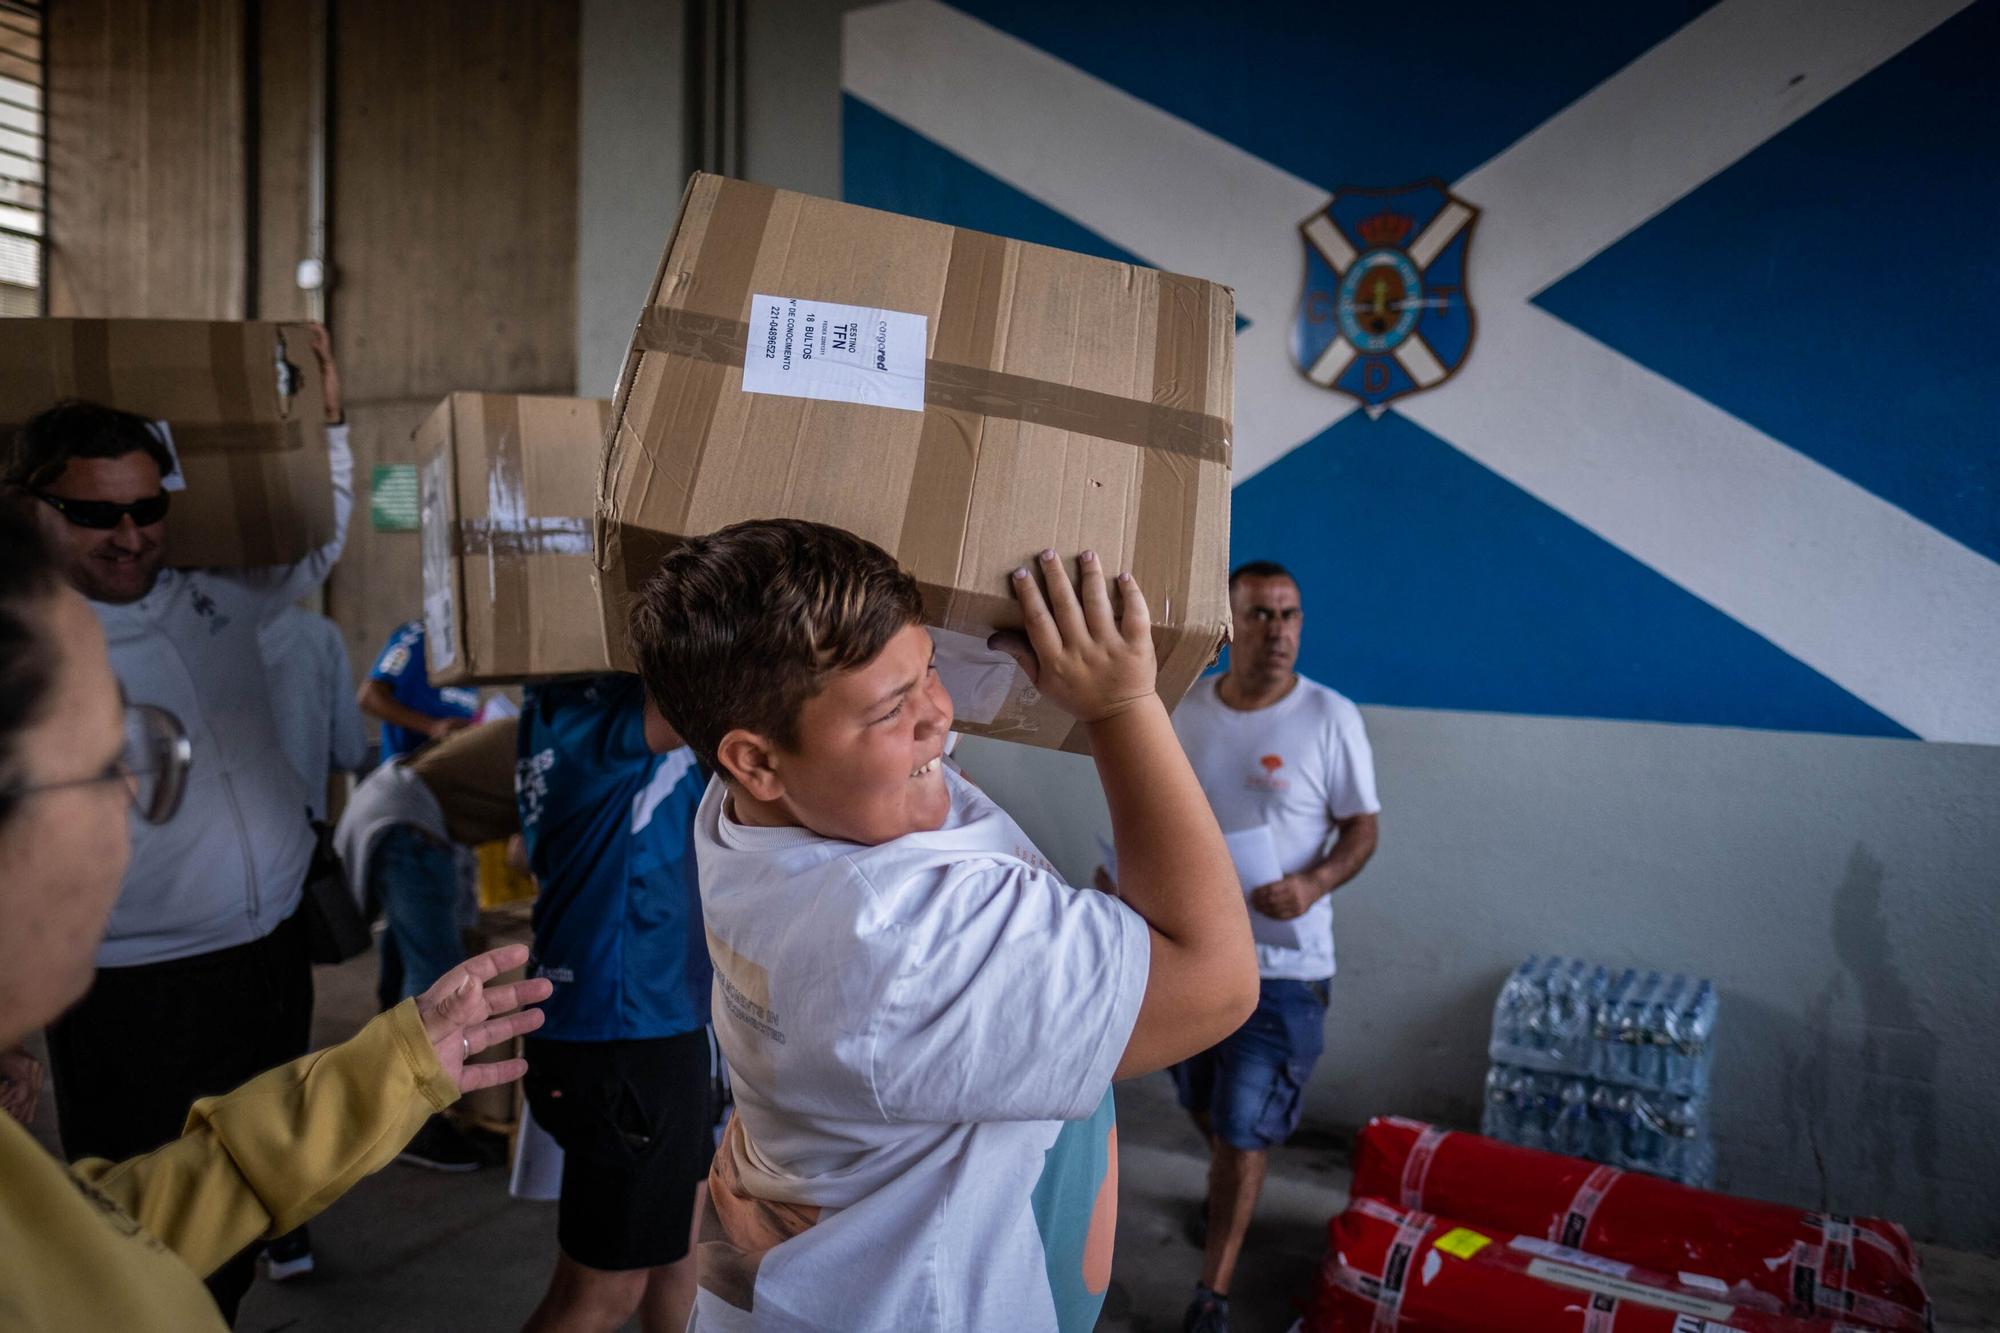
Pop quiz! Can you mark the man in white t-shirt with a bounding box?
[627,520,1259,1331]
[1159,560,1380,1333]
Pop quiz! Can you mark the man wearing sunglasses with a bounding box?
[0,324,351,1321]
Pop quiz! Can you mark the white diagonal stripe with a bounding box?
[1397,302,2000,742]
[1457,0,1977,302]
[1303,214,1355,273]
[1308,336,1355,388]
[1394,335,1447,389]
[1406,201,1473,269]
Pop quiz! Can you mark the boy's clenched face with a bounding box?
[721,623,955,845]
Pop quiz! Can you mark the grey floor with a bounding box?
[24,949,2000,1331]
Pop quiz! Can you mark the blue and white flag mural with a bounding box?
[841,0,2000,744]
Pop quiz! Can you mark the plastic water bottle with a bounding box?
[1544,961,1579,1066]
[1588,1082,1619,1162]
[1555,1078,1591,1156]
[1482,1064,1515,1141]
[1497,956,1541,1060]
[1664,1097,1703,1182]
[1510,1067,1545,1149]
[1680,981,1718,1096]
[1594,969,1632,1080]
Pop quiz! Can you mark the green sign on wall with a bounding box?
[370,463,419,532]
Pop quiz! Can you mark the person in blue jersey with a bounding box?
[358,619,481,762]
[515,674,715,1333]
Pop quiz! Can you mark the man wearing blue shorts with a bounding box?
[1165,562,1380,1333]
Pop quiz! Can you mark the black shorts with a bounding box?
[523,1030,720,1271]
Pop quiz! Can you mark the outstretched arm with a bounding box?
[69,946,549,1277]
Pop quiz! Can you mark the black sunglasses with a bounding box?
[32,490,172,530]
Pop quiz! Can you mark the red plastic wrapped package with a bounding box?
[1306,1197,1874,1333]
[1351,1117,1928,1332]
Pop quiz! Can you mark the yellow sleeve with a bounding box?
[68,999,459,1278]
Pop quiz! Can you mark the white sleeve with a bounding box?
[228,422,355,612]
[868,863,1150,1125]
[325,629,369,774]
[1326,702,1381,819]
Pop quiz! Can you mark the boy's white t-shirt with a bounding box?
[690,765,1150,1333]
[1171,674,1380,981]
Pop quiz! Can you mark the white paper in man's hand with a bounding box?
[1227,825,1308,951]
[1099,826,1305,947]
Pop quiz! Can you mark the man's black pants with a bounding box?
[45,909,314,1325]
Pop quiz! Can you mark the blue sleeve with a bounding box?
[597,677,651,766]
[369,624,420,684]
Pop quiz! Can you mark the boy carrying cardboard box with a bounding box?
[628,518,1258,1331]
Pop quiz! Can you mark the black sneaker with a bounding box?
[396,1115,486,1173]
[1182,1284,1229,1333]
[263,1226,314,1282]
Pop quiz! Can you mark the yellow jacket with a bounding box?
[0,999,457,1331]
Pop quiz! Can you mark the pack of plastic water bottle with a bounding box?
[1480,956,1718,1186]
[1488,956,1718,1096]
[1480,1063,1716,1187]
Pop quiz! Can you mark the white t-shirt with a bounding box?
[1172,674,1380,981]
[690,766,1150,1333]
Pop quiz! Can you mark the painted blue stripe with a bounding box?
[1535,0,2000,563]
[1231,411,1912,738]
[944,0,1719,192]
[845,96,1150,265]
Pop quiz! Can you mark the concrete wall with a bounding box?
[956,719,2000,1250]
[577,0,2000,1249]
[576,0,684,398]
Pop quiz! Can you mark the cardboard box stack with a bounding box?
[417,392,614,685]
[0,318,333,567]
[596,173,1235,752]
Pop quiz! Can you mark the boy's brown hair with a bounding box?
[629,518,925,775]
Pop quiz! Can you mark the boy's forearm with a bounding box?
[1086,696,1245,948]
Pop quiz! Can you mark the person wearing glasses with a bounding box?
[0,502,551,1332]
[0,325,351,1321]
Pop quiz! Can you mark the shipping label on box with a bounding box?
[597,174,1235,753]
[417,392,613,685]
[0,319,332,568]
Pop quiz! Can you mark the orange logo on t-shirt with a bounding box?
[1248,753,1290,793]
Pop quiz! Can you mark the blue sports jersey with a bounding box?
[516,675,710,1042]
[368,620,479,761]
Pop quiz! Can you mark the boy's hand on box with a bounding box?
[990,549,1155,725]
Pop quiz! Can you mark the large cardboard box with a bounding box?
[597,174,1234,752]
[0,319,332,567]
[417,392,613,685]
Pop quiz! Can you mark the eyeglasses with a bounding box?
[31,490,172,530]
[8,704,193,825]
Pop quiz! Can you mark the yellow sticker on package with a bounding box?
[1433,1227,1492,1260]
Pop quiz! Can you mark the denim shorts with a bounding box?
[1170,977,1330,1150]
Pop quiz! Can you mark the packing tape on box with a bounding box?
[634,307,1231,467]
[452,516,592,557]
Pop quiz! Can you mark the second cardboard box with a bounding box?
[419,392,613,685]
